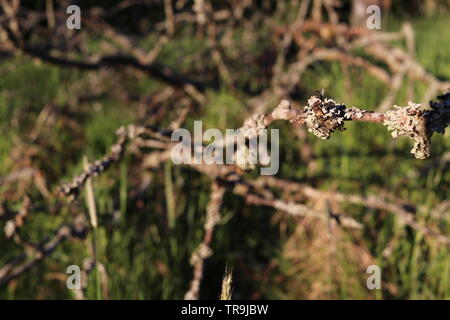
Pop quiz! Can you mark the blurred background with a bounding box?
[0,0,449,299]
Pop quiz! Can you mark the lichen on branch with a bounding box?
[383,102,431,159]
[252,89,450,160]
[383,92,450,159]
[301,90,347,139]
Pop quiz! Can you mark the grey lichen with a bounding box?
[303,91,346,139]
[382,91,450,159]
[383,102,431,159]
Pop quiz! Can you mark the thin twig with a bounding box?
[185,180,225,300]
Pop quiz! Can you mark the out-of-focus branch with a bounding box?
[2,25,208,90]
[58,125,148,200]
[252,176,450,245]
[0,215,88,287]
[3,195,31,238]
[184,180,225,300]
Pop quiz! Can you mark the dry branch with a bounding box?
[59,125,148,200]
[185,180,225,300]
[252,176,450,245]
[239,90,449,160]
[1,24,208,90]
[57,90,449,237]
[0,215,88,287]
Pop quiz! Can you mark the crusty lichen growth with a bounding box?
[383,102,431,159]
[382,92,450,160]
[241,90,449,161]
[303,91,347,139]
